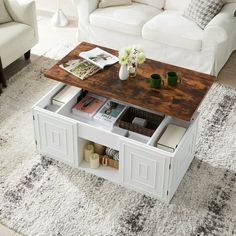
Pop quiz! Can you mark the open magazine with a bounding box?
[59,58,101,80]
[79,47,119,69]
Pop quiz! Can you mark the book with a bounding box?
[52,85,82,106]
[79,47,119,69]
[59,58,101,80]
[93,100,126,127]
[156,124,186,153]
[72,93,106,119]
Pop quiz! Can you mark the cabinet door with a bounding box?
[168,115,199,201]
[120,139,170,201]
[33,108,78,167]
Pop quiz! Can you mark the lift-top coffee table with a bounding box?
[32,42,214,203]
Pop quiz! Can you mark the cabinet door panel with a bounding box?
[34,109,78,167]
[120,139,170,200]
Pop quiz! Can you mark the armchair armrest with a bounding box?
[5,0,38,37]
[203,3,236,46]
[73,0,99,23]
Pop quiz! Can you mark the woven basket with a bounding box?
[99,155,119,169]
[118,107,164,137]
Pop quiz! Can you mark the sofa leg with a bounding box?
[0,57,7,89]
[24,50,31,60]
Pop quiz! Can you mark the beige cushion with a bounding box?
[90,3,161,35]
[0,0,11,24]
[98,0,132,8]
[165,0,191,11]
[133,0,165,9]
[0,22,34,67]
[142,11,204,51]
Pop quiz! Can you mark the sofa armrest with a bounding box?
[5,0,38,37]
[73,0,99,23]
[203,3,236,46]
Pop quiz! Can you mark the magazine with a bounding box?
[93,100,127,127]
[59,58,101,80]
[72,93,107,119]
[79,47,119,69]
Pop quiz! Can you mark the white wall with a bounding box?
[35,0,77,19]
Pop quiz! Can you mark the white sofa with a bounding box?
[0,0,38,68]
[74,0,236,76]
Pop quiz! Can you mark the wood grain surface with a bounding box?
[45,42,215,121]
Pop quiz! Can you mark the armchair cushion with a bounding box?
[90,3,161,35]
[0,0,11,24]
[0,22,34,67]
[142,10,204,51]
[98,0,132,8]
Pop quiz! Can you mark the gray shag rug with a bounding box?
[0,53,236,236]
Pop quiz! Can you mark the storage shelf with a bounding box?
[79,161,120,184]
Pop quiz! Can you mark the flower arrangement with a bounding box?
[119,45,145,77]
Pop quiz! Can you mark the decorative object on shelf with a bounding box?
[94,143,106,155]
[84,144,94,162]
[100,155,119,169]
[105,147,118,158]
[167,71,181,86]
[90,153,100,169]
[113,152,119,161]
[118,45,145,79]
[51,0,68,27]
[132,117,147,127]
[118,64,129,81]
[119,107,164,137]
[150,74,164,89]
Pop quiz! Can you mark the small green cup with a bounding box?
[150,74,164,89]
[167,71,181,86]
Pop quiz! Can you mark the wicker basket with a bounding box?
[118,107,164,137]
[99,155,119,169]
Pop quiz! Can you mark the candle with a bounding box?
[94,143,105,155]
[90,153,100,169]
[84,144,94,162]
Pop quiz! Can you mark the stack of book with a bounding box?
[157,124,186,152]
[72,93,106,120]
[93,100,127,128]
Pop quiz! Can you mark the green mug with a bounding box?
[150,74,164,89]
[167,72,181,86]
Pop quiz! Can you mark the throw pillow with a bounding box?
[133,0,165,9]
[98,0,132,8]
[0,0,11,24]
[184,0,224,29]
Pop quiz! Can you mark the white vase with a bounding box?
[119,64,129,81]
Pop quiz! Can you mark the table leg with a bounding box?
[0,57,7,88]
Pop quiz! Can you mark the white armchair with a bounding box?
[0,0,38,69]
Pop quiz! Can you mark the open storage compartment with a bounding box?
[77,138,121,184]
[147,116,192,153]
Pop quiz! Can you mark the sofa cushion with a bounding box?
[184,0,224,29]
[98,0,132,8]
[0,0,12,24]
[165,0,191,11]
[90,3,162,36]
[133,0,165,9]
[142,11,204,51]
